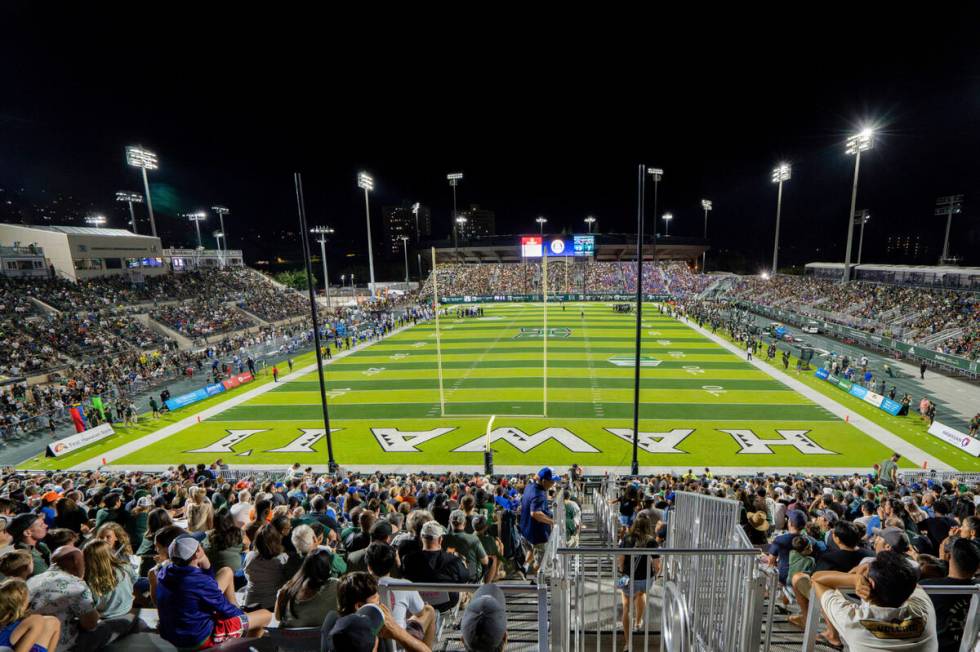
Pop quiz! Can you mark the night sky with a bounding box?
[3,5,980,278]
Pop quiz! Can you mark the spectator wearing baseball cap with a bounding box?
[446,510,489,583]
[462,584,508,651]
[38,492,59,528]
[766,509,809,586]
[325,572,430,652]
[156,534,272,649]
[402,521,469,612]
[520,468,556,574]
[8,513,49,577]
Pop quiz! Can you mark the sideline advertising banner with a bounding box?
[165,374,255,411]
[928,420,980,457]
[815,369,902,418]
[46,423,114,457]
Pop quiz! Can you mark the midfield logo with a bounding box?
[513,327,571,339]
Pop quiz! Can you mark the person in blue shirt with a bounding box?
[767,510,809,586]
[520,467,556,574]
[156,534,272,649]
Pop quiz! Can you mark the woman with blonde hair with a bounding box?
[185,486,213,533]
[0,577,61,652]
[83,539,137,621]
[94,522,133,559]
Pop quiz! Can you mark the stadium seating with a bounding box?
[732,275,980,356]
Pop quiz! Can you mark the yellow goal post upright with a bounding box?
[542,251,548,417]
[431,247,447,417]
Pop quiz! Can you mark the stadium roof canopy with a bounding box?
[25,225,158,239]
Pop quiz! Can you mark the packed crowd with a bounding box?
[149,301,253,339]
[732,276,980,356]
[0,464,574,651]
[235,284,309,324]
[612,461,980,651]
[420,261,712,299]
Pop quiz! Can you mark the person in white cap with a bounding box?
[155,534,271,649]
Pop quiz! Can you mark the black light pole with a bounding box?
[294,173,338,473]
[630,164,646,476]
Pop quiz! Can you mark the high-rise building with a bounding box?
[382,203,431,256]
[457,204,495,240]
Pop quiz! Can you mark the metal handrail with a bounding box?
[558,546,761,556]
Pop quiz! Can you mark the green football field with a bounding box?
[26,302,927,473]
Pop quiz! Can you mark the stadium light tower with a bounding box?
[411,202,423,281]
[310,226,335,306]
[85,214,107,229]
[115,191,143,233]
[853,209,871,265]
[662,212,673,237]
[211,206,230,258]
[213,230,224,254]
[647,167,664,239]
[936,195,965,263]
[771,163,792,275]
[584,215,597,234]
[448,172,463,248]
[184,211,207,249]
[700,199,712,271]
[357,172,376,296]
[842,128,874,281]
[126,146,159,238]
[400,235,410,283]
[536,216,547,234]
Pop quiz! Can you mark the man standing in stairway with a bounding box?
[519,468,556,575]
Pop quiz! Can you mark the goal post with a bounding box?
[431,247,447,417]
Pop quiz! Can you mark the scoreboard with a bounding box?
[520,235,595,258]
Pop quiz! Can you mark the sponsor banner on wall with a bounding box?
[928,420,980,457]
[166,387,212,411]
[848,384,868,400]
[46,423,114,457]
[880,398,902,416]
[815,369,901,418]
[222,372,255,391]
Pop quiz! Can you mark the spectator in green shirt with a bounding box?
[444,510,488,582]
[878,453,900,490]
[473,514,503,582]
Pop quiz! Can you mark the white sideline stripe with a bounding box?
[70,324,416,471]
[683,316,953,471]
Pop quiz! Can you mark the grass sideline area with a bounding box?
[22,302,932,472]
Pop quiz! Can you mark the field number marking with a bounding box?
[362,367,386,376]
[683,365,704,375]
[702,385,726,397]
